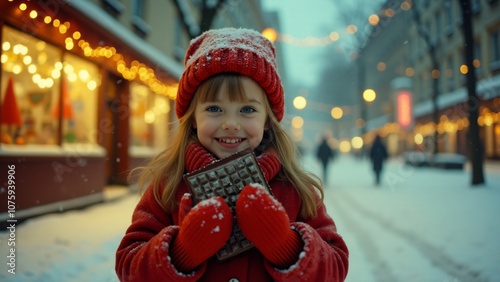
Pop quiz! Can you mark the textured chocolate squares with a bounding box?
[183,148,272,260]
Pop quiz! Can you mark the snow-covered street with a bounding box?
[0,153,499,282]
[319,155,500,282]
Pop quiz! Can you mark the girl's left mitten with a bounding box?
[170,197,233,272]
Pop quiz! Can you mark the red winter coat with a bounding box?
[116,145,349,281]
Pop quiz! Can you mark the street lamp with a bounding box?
[291,116,304,128]
[331,107,343,119]
[361,89,377,128]
[290,116,304,142]
[293,96,307,110]
[351,136,364,149]
[363,88,376,103]
[262,28,277,43]
[359,88,376,156]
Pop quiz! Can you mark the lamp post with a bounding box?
[291,95,307,145]
[262,28,277,43]
[362,88,376,131]
[293,96,307,110]
[360,88,376,155]
[363,88,376,103]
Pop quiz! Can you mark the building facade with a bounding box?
[359,0,500,160]
[0,0,270,219]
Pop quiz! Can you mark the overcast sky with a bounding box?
[262,0,384,88]
[262,0,338,87]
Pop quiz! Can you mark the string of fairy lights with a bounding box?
[261,0,413,141]
[6,0,414,102]
[8,1,178,100]
[262,1,412,47]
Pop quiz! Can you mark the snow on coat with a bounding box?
[116,180,348,281]
[115,145,348,281]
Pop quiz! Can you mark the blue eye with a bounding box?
[206,106,221,112]
[241,106,256,113]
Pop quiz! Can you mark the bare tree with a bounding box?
[172,0,228,39]
[332,1,379,144]
[411,4,440,155]
[457,0,485,185]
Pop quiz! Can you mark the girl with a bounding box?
[115,27,349,281]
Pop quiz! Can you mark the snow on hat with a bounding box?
[175,27,285,121]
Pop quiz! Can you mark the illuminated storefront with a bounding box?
[0,1,180,219]
[364,95,500,160]
[1,27,100,146]
[412,97,500,159]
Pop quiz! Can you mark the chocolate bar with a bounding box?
[183,147,272,260]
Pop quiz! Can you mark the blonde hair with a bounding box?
[132,73,323,219]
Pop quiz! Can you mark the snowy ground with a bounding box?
[0,153,499,282]
[319,155,500,282]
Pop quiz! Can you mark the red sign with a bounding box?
[397,91,412,128]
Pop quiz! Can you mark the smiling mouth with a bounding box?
[217,138,244,144]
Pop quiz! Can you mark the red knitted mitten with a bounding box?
[178,193,193,225]
[236,184,303,268]
[170,197,233,272]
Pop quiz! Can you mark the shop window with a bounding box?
[1,26,100,146]
[61,53,100,145]
[130,82,170,151]
[152,95,170,148]
[485,122,494,157]
[1,26,61,145]
[130,83,152,148]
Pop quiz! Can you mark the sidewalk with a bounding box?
[467,159,500,175]
[102,184,133,202]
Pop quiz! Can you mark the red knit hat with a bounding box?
[175,28,285,121]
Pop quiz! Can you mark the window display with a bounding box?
[152,94,170,148]
[1,26,100,146]
[130,82,153,147]
[1,26,60,145]
[61,53,100,144]
[130,82,170,149]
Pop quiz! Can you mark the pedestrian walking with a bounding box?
[316,136,335,185]
[115,28,348,281]
[369,134,388,185]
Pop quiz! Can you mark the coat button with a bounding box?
[228,279,239,282]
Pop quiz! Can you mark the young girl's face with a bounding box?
[193,76,268,159]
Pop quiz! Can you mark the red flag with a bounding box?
[52,78,74,119]
[1,76,22,125]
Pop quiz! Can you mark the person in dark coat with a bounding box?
[369,134,388,185]
[316,137,335,185]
